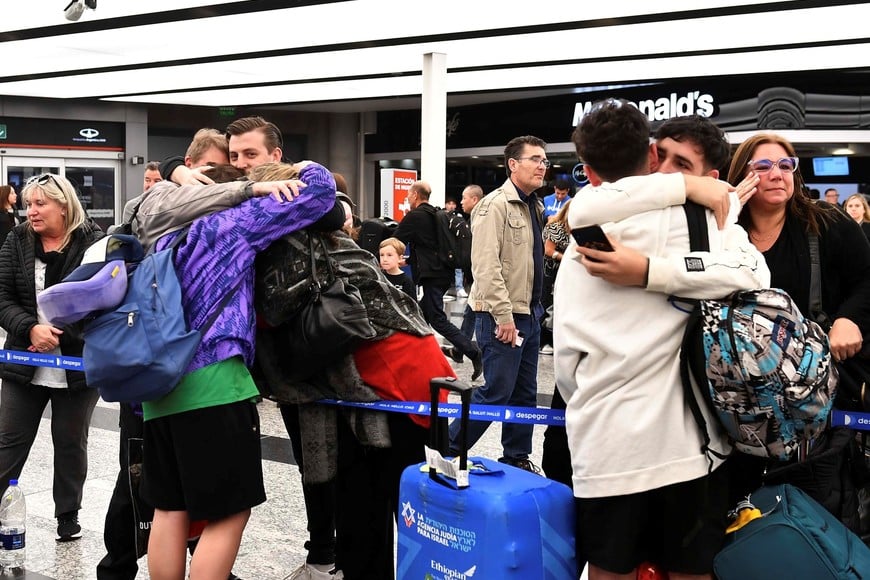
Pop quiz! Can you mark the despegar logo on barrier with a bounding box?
[572,91,715,125]
[73,127,107,144]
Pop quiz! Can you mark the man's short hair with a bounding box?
[185,128,228,165]
[554,179,572,191]
[572,99,650,183]
[379,236,406,255]
[410,181,431,200]
[463,184,484,201]
[144,160,160,172]
[504,135,547,176]
[654,115,730,173]
[225,116,284,153]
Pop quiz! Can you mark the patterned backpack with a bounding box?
[679,203,837,462]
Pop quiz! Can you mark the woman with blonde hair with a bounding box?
[0,173,103,542]
[843,193,870,239]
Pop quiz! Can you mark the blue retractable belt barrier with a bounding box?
[831,410,870,431]
[318,399,565,426]
[0,349,566,426]
[0,349,84,370]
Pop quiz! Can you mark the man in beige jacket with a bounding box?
[447,135,548,473]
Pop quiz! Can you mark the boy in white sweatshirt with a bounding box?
[554,102,770,580]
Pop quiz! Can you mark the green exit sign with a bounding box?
[0,124,6,139]
[218,107,236,118]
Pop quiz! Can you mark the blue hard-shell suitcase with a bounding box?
[396,377,577,580]
[714,483,870,579]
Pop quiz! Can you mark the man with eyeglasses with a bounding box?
[554,105,769,580]
[825,187,840,205]
[445,135,548,474]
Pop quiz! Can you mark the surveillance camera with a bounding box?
[64,0,95,21]
[64,0,85,21]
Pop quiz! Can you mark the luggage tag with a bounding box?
[725,494,781,534]
[424,446,504,489]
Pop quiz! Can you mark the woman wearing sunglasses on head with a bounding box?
[727,133,870,533]
[0,173,103,542]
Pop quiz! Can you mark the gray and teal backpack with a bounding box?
[679,202,837,463]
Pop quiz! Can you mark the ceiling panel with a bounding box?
[0,0,865,111]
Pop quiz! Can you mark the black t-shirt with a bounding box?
[384,271,416,298]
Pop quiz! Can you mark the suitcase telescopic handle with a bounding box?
[429,377,473,479]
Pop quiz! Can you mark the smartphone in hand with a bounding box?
[571,225,614,253]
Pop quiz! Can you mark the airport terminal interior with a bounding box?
[1,1,870,578]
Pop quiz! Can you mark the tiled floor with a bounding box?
[2,298,572,579]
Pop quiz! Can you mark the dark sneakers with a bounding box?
[498,457,542,475]
[56,511,82,542]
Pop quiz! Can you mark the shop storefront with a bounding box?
[365,69,870,212]
[0,116,126,232]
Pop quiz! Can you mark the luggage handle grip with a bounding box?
[429,377,473,485]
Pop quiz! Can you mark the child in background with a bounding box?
[379,237,415,298]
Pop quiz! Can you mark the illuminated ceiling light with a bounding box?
[832,148,854,155]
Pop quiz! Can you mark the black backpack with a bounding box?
[433,209,472,271]
[357,216,398,257]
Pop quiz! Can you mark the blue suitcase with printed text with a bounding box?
[396,377,577,580]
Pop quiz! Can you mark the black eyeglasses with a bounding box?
[24,173,60,189]
[746,157,799,174]
[515,156,551,168]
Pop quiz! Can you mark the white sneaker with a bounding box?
[540,344,554,355]
[284,563,343,580]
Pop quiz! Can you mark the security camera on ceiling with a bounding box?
[64,0,96,22]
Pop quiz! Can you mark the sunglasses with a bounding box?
[746,157,799,174]
[24,173,61,189]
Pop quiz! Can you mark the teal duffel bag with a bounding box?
[715,483,870,579]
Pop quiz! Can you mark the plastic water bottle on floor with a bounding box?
[0,479,26,570]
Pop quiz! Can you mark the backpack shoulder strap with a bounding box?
[679,201,726,471]
[684,201,710,252]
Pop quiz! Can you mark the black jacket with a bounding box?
[0,211,17,247]
[393,202,450,283]
[0,221,103,389]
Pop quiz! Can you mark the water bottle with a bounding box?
[0,479,26,570]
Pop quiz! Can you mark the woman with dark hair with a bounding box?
[540,198,571,355]
[0,184,20,244]
[728,132,870,532]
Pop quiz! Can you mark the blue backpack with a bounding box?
[679,203,837,462]
[82,229,233,403]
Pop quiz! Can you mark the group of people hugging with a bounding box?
[0,116,454,580]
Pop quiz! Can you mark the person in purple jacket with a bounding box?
[138,161,336,580]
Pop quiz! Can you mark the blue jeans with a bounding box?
[460,304,475,341]
[448,312,540,460]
